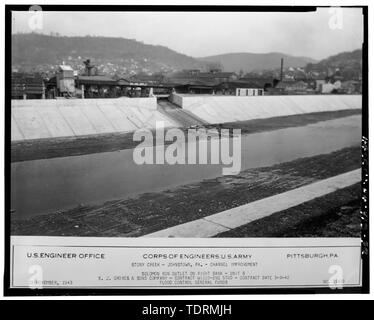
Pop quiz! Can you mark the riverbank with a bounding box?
[11,146,361,237]
[216,183,361,238]
[11,109,360,162]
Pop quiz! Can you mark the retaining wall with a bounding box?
[11,97,178,141]
[11,95,362,141]
[174,94,362,124]
[169,93,184,107]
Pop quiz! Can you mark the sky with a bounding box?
[11,8,363,60]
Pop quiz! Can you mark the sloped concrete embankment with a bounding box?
[171,94,362,124]
[12,95,362,142]
[11,98,180,141]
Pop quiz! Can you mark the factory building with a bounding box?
[11,73,46,99]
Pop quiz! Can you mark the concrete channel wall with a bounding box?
[12,94,362,141]
[172,94,362,124]
[11,97,179,141]
[169,93,184,107]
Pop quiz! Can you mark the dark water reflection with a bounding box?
[11,115,361,219]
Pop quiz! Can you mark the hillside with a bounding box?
[198,52,317,73]
[11,33,202,74]
[13,33,359,78]
[305,49,362,79]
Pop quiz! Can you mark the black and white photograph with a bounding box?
[3,3,369,294]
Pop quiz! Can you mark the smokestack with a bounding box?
[280,58,284,82]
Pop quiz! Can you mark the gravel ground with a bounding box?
[216,183,361,238]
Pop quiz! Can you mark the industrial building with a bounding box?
[11,56,362,100]
[11,73,46,99]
